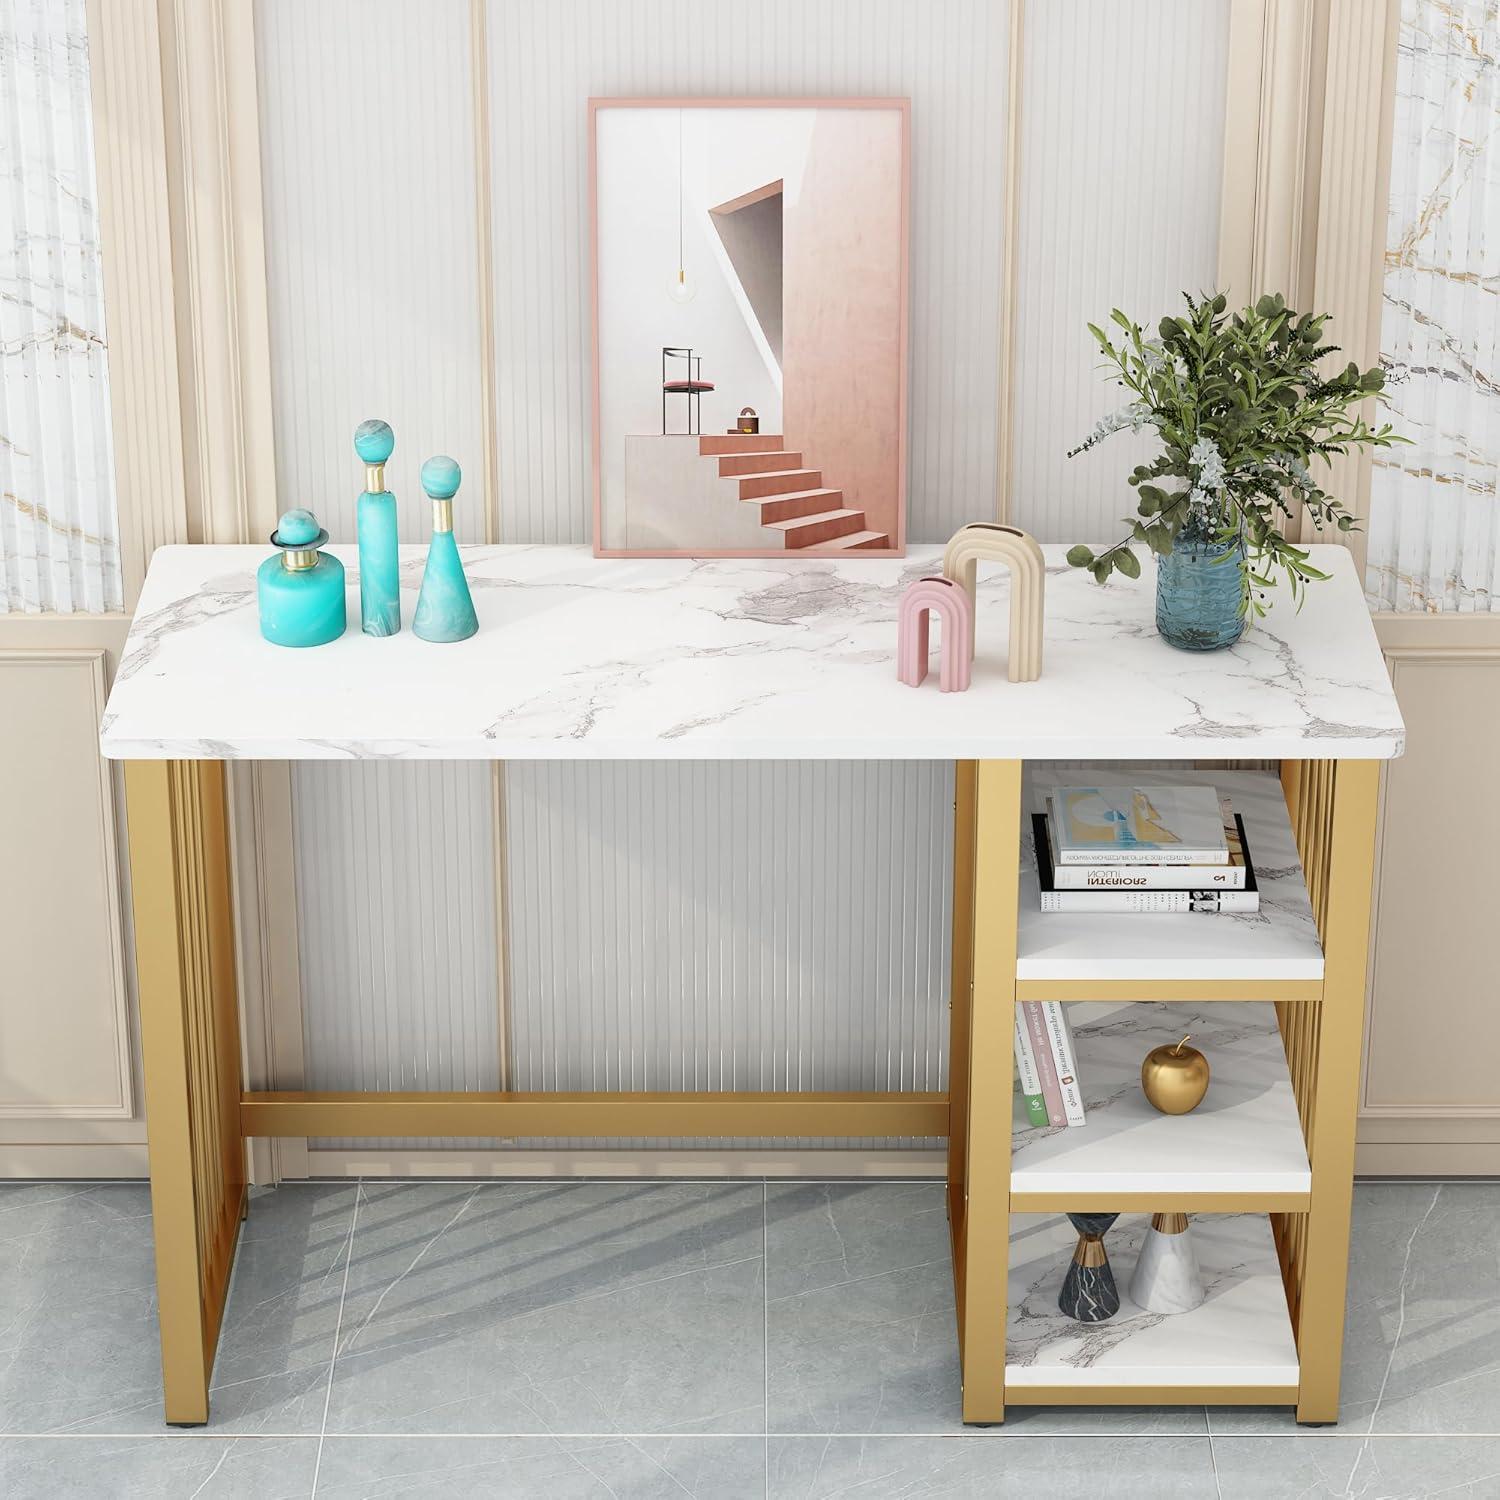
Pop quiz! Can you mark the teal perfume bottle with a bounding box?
[257,508,347,647]
[413,456,478,643]
[354,418,401,637]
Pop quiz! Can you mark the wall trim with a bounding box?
[1359,617,1500,1137]
[994,0,1025,525]
[1218,0,1323,312]
[85,0,190,606]
[0,649,132,1121]
[0,1145,150,1179]
[1309,0,1399,571]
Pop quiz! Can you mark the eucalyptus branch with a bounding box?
[1067,290,1407,611]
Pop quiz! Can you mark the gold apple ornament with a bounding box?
[1141,1035,1210,1114]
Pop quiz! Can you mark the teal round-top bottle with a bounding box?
[413,456,479,643]
[257,507,347,647]
[354,418,401,637]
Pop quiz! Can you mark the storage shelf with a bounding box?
[1010,1001,1311,1208]
[1017,769,1324,982]
[1006,1212,1299,1391]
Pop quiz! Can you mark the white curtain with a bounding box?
[0,0,121,614]
[1367,0,1500,613]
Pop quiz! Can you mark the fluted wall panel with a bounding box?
[291,762,501,1151]
[504,760,953,1148]
[1009,0,1231,544]
[486,0,1011,545]
[255,0,485,545]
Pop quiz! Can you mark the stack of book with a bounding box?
[1033,783,1259,914]
[1015,1000,1086,1128]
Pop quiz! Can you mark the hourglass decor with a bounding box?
[1058,1212,1121,1323]
[896,576,973,692]
[940,523,1045,681]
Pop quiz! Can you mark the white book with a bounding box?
[1050,785,1229,865]
[1042,1002,1086,1127]
[1046,798,1248,889]
[1039,888,1260,913]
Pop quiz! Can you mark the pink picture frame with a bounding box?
[589,97,911,558]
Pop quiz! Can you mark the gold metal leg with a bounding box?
[1291,759,1381,1424]
[948,759,1022,1424]
[125,760,246,1426]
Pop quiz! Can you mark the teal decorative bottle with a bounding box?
[354,418,401,637]
[413,456,478,643]
[257,508,346,647]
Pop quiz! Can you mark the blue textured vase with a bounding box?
[413,455,478,643]
[257,507,347,648]
[1155,511,1247,651]
[354,418,401,637]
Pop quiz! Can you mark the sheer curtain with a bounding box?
[1367,0,1500,613]
[0,0,120,613]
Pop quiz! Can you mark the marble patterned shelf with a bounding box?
[98,544,1404,761]
[1006,1212,1299,1388]
[1017,768,1324,980]
[1011,1002,1311,1198]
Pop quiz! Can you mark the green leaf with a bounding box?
[1066,544,1094,567]
[1115,549,1141,580]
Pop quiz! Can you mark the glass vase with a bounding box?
[1155,510,1247,651]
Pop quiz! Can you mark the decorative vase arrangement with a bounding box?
[1129,1212,1204,1315]
[413,456,479,643]
[1058,1212,1120,1323]
[1064,292,1403,650]
[354,418,401,637]
[257,508,346,647]
[256,421,479,649]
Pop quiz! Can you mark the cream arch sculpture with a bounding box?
[941,522,1045,682]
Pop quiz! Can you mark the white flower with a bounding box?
[1273,451,1316,493]
[1189,436,1226,492]
[1068,402,1157,457]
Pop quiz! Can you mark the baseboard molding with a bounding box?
[0,1143,149,1178]
[303,1148,948,1179]
[1357,1141,1500,1176]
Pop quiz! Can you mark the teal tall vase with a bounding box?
[257,508,347,648]
[413,455,478,643]
[354,418,401,637]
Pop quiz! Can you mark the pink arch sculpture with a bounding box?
[896,576,973,692]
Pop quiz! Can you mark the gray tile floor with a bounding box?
[0,1180,1496,1497]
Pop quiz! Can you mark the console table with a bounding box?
[99,542,1403,1427]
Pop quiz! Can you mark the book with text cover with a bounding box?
[1012,1012,1049,1128]
[1045,796,1249,889]
[1050,785,1229,865]
[1041,1001,1086,1126]
[1021,1001,1066,1126]
[1034,813,1260,913]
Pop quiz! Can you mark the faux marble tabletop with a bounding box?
[98,544,1405,760]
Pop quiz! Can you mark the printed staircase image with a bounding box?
[699,433,888,549]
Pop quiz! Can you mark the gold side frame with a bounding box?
[125,761,246,1425]
[125,755,1380,1426]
